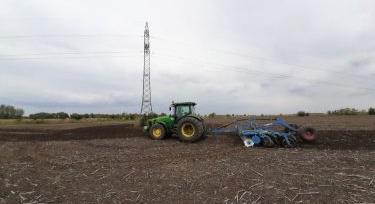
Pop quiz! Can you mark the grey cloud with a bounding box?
[349,57,372,68]
[1,0,375,115]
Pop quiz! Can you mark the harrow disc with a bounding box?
[281,136,297,148]
[251,135,262,145]
[261,135,275,147]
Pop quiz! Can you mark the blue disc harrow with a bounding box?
[210,117,309,148]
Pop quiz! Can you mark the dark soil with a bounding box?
[0,122,374,203]
[0,124,138,142]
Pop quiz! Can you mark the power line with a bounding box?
[0,54,140,61]
[0,50,140,57]
[152,35,372,82]
[0,51,142,61]
[0,33,370,80]
[1,32,373,93]
[2,33,370,81]
[153,53,375,93]
[162,47,373,84]
[0,34,142,39]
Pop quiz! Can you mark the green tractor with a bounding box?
[144,102,205,142]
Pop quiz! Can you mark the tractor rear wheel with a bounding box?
[149,123,166,140]
[177,117,204,142]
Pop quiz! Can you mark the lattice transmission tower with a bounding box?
[141,22,152,114]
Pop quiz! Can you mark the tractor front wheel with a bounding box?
[149,123,166,140]
[177,117,204,142]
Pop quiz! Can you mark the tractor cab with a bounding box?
[169,102,197,120]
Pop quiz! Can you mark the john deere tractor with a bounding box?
[144,102,205,142]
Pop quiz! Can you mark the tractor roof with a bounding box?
[171,102,196,106]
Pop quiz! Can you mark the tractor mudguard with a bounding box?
[176,115,204,123]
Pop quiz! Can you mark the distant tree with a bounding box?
[30,112,69,120]
[29,113,43,120]
[70,113,83,120]
[139,112,158,127]
[297,111,309,117]
[14,108,24,119]
[56,112,69,119]
[0,105,24,119]
[121,113,138,120]
[328,108,360,115]
[369,107,375,115]
[128,114,137,120]
[30,112,46,120]
[208,112,216,118]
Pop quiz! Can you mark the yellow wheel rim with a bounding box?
[152,128,162,137]
[181,123,195,137]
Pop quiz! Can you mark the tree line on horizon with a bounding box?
[0,104,140,120]
[327,107,375,115]
[0,105,24,119]
[1,104,375,120]
[28,112,140,120]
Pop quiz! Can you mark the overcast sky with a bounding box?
[1,0,374,115]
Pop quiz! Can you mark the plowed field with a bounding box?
[0,116,374,203]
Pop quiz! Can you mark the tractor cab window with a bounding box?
[169,106,175,115]
[191,106,196,114]
[175,105,191,118]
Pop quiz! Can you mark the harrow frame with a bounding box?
[211,117,310,148]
